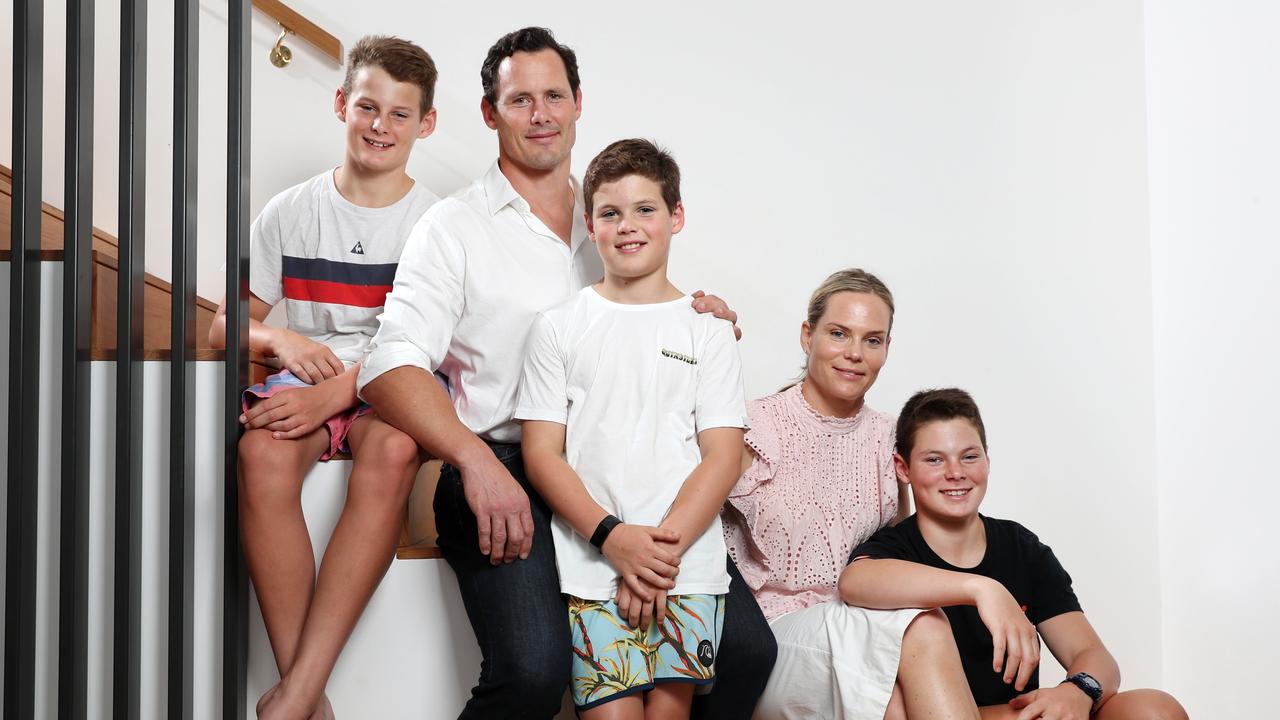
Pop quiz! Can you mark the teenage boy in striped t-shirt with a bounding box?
[209,35,438,720]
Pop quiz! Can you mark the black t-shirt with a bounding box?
[849,514,1082,706]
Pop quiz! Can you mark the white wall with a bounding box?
[16,0,1278,715]
[1146,2,1280,718]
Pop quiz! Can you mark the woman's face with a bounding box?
[800,291,892,417]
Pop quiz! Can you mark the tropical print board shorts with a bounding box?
[568,593,725,710]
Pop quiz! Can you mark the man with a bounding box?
[358,27,775,719]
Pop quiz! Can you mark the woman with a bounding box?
[723,269,979,719]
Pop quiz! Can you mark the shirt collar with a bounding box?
[481,159,589,253]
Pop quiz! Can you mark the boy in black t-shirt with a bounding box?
[841,389,1186,720]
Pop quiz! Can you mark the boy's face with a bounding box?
[895,418,989,524]
[482,49,581,174]
[335,65,436,177]
[587,175,683,283]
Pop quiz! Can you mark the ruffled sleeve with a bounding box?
[722,399,783,591]
[874,413,900,529]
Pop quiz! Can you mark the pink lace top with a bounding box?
[722,383,898,621]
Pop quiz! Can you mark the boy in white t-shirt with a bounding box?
[208,36,438,719]
[517,139,748,718]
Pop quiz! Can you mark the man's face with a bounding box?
[482,49,581,173]
[335,65,436,176]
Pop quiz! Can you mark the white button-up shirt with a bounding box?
[357,161,603,443]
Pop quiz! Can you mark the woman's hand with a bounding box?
[601,524,682,599]
[973,577,1041,691]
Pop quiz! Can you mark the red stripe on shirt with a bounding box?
[282,277,392,308]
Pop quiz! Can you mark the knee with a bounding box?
[484,653,568,712]
[1106,689,1188,720]
[352,427,421,502]
[238,430,298,510]
[903,609,957,653]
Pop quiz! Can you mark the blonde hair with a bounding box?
[806,268,894,333]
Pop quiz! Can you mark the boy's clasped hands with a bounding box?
[600,523,683,627]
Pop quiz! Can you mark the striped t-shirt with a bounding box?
[249,169,438,365]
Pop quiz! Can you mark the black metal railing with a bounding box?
[5,0,43,715]
[3,1,251,717]
[58,0,93,716]
[225,2,253,718]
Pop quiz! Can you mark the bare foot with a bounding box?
[258,687,312,720]
[256,684,280,717]
[308,695,335,720]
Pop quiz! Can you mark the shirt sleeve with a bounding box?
[357,204,466,396]
[513,313,569,425]
[693,318,750,433]
[849,522,917,564]
[248,198,284,306]
[1025,532,1083,624]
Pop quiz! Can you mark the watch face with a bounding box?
[1070,673,1103,700]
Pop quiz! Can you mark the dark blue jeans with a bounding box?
[435,444,776,719]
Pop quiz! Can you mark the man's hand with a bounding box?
[974,577,1041,691]
[270,328,345,384]
[1008,684,1094,720]
[461,454,535,565]
[601,524,682,599]
[240,382,349,439]
[691,290,742,340]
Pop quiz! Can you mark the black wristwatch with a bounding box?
[1062,672,1103,711]
[589,514,622,552]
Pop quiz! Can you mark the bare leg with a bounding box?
[239,428,330,676]
[1094,689,1188,720]
[582,694,645,720]
[260,415,422,719]
[645,684,694,720]
[883,683,907,720]
[897,609,981,720]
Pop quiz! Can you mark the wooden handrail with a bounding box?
[253,0,343,64]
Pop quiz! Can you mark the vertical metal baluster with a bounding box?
[115,0,146,717]
[224,1,251,717]
[4,0,43,716]
[170,0,198,717]
[59,0,94,717]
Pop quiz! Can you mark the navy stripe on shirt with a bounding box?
[281,255,398,286]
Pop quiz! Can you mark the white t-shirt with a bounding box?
[515,287,750,599]
[250,170,439,366]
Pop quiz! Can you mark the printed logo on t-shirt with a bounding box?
[697,639,715,667]
[350,241,364,255]
[661,348,697,365]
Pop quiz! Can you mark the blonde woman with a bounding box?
[722,269,979,719]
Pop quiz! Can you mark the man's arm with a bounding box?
[358,208,536,566]
[841,558,1042,691]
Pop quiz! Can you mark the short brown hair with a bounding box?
[343,35,437,116]
[584,139,681,216]
[895,388,988,462]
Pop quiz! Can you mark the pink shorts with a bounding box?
[241,370,373,460]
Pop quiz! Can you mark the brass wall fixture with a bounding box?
[269,28,292,67]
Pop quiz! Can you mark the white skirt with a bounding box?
[754,603,926,720]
